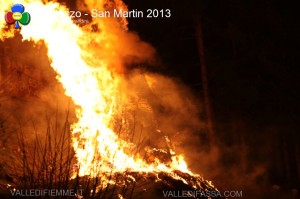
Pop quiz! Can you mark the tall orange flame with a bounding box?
[1,0,192,180]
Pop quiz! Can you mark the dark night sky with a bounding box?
[123,0,300,129]
[123,0,300,192]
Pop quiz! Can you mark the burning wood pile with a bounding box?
[75,170,219,199]
[1,172,218,198]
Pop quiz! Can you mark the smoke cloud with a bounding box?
[1,0,220,190]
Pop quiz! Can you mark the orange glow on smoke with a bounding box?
[0,0,192,179]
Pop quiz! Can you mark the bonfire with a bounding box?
[0,0,219,198]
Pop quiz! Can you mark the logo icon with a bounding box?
[5,4,31,29]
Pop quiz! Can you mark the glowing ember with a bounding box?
[1,0,193,180]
